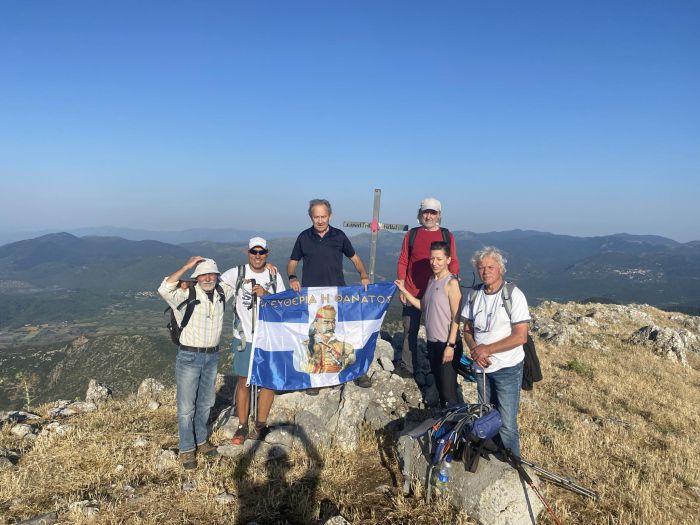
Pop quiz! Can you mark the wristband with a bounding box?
[288,274,298,280]
[446,342,455,348]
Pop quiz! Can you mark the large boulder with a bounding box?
[327,381,372,450]
[629,325,694,366]
[397,431,543,525]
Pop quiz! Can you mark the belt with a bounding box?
[179,345,219,354]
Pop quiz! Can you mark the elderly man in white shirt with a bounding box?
[158,256,235,469]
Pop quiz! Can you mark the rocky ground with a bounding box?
[1,301,699,524]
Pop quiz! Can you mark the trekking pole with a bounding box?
[518,458,599,500]
[250,287,258,425]
[508,452,563,525]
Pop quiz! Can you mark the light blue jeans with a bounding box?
[477,360,524,457]
[176,349,220,453]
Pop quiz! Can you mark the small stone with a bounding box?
[215,492,236,504]
[0,457,14,470]
[324,516,351,525]
[182,481,197,492]
[85,379,113,405]
[115,464,125,472]
[147,400,161,411]
[378,356,395,372]
[133,437,148,448]
[137,378,165,402]
[16,511,58,525]
[10,423,34,439]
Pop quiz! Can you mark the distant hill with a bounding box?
[0,227,298,247]
[0,230,699,331]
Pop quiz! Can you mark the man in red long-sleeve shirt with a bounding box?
[396,197,460,376]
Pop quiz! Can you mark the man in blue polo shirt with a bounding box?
[287,198,370,291]
[287,198,372,390]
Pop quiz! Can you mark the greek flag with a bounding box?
[248,282,397,390]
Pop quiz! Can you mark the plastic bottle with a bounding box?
[434,454,453,495]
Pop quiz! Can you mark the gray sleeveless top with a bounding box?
[423,274,453,342]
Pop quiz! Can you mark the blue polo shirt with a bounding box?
[290,226,356,287]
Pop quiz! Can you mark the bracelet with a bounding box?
[288,274,298,280]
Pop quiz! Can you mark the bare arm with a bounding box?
[442,279,462,364]
[349,254,370,290]
[287,259,301,292]
[471,322,529,365]
[165,256,204,284]
[394,280,421,310]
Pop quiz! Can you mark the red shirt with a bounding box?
[396,228,460,298]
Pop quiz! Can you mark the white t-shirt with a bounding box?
[460,284,530,373]
[219,264,285,342]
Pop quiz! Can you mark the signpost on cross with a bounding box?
[343,189,409,283]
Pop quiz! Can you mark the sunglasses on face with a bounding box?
[249,249,268,255]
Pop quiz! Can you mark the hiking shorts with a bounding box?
[231,338,252,378]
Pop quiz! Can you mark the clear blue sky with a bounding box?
[1,1,698,241]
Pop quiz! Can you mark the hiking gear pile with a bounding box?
[403,402,598,504]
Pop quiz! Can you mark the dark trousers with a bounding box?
[400,304,422,373]
[427,340,462,407]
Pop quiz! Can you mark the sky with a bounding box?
[1,1,698,241]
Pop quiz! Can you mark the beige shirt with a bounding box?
[158,278,235,348]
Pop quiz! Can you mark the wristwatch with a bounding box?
[446,342,456,348]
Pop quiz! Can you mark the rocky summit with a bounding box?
[1,301,699,524]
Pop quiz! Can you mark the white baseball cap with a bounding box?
[190,258,220,278]
[248,237,268,249]
[420,197,442,212]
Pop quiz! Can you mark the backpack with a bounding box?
[165,283,226,345]
[231,264,278,341]
[467,282,543,390]
[407,226,451,259]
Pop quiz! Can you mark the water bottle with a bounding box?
[434,454,453,495]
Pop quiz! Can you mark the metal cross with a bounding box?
[343,189,408,283]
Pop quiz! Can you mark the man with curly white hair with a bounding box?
[461,246,530,456]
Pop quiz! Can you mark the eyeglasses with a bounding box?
[249,249,268,255]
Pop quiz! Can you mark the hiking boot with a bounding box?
[230,425,249,446]
[196,441,219,457]
[306,388,320,396]
[353,375,372,388]
[250,422,271,442]
[179,451,197,470]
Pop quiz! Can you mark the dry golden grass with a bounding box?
[1,302,699,524]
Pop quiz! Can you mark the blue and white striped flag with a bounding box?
[248,282,397,390]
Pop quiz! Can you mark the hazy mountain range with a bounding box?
[0,227,299,247]
[0,229,699,331]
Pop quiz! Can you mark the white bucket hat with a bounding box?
[190,258,220,278]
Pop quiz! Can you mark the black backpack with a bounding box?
[165,283,226,345]
[407,226,451,258]
[467,282,543,390]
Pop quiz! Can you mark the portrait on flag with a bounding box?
[249,282,396,390]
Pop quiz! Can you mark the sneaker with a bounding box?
[179,451,197,470]
[230,425,248,446]
[196,441,219,457]
[353,375,372,388]
[250,422,271,442]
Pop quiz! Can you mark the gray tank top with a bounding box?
[423,274,453,342]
